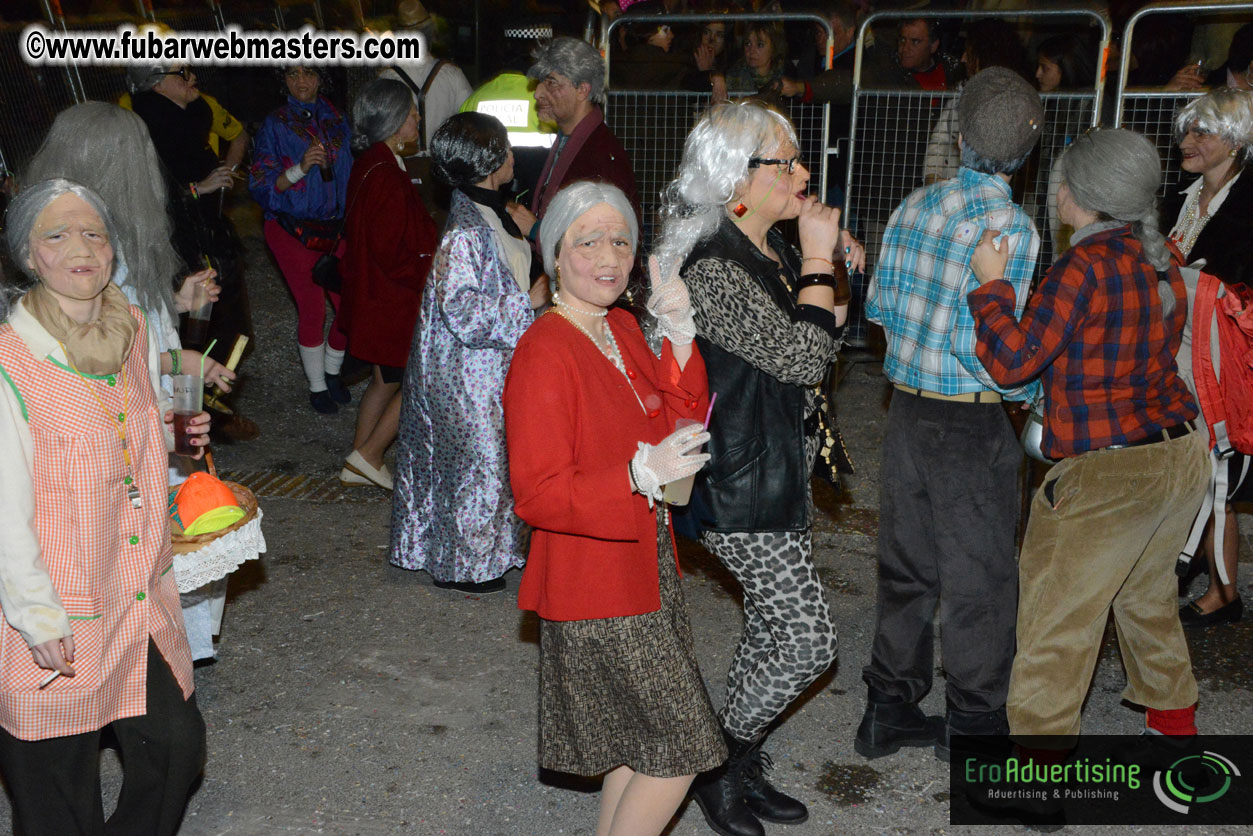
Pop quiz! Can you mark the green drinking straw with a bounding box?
[201,338,217,381]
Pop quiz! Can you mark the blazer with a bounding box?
[339,142,439,368]
[530,108,639,224]
[1163,167,1253,289]
[505,309,707,621]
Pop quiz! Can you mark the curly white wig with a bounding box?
[652,100,797,280]
[1173,87,1253,168]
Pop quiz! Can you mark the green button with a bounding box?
[106,376,116,386]
[128,535,139,545]
[123,476,133,485]
[118,413,125,423]
[135,592,146,601]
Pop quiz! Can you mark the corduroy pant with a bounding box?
[1008,430,1208,737]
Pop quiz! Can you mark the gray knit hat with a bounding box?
[958,67,1045,164]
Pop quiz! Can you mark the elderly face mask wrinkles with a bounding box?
[557,204,634,311]
[29,193,114,310]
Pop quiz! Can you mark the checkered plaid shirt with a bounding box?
[865,168,1041,402]
[968,223,1198,458]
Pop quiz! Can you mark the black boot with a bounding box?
[691,730,765,836]
[935,706,1010,763]
[742,740,808,824]
[854,687,942,759]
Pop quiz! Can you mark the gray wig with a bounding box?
[653,100,797,280]
[126,62,171,94]
[351,78,413,154]
[539,181,639,280]
[1057,128,1171,271]
[1173,87,1253,168]
[24,102,181,318]
[527,37,605,105]
[4,179,122,318]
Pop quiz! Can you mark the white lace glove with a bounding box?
[629,423,711,508]
[646,256,697,346]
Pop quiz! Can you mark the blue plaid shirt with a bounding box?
[865,168,1041,402]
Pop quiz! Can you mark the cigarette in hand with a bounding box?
[38,670,61,689]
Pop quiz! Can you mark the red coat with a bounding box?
[340,142,439,367]
[504,310,708,621]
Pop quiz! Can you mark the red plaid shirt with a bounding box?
[968,224,1197,458]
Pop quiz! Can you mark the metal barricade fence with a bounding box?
[1113,1,1253,199]
[844,8,1108,347]
[604,91,830,248]
[603,13,832,250]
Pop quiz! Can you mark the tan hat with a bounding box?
[397,0,431,28]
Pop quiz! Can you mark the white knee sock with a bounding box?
[299,343,327,392]
[324,345,345,377]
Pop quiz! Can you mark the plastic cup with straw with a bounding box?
[172,338,214,456]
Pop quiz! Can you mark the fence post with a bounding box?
[133,0,156,24]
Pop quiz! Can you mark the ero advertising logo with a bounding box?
[1153,750,1242,814]
[950,735,1253,826]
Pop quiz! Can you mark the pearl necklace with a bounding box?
[1174,187,1210,258]
[553,292,609,317]
[550,306,647,415]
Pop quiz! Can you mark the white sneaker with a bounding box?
[340,450,393,490]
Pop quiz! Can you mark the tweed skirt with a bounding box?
[538,510,727,778]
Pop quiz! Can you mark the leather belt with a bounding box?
[893,384,1002,404]
[1101,420,1196,451]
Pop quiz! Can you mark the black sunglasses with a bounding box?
[749,155,801,174]
[159,67,193,81]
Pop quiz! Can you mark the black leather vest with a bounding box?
[684,219,812,533]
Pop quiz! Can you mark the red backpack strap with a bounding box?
[1192,271,1225,450]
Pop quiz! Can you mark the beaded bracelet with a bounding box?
[189,182,199,200]
[170,348,182,375]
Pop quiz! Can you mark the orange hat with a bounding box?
[175,472,245,536]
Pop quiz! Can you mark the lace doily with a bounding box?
[173,509,266,593]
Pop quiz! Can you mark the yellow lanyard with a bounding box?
[60,345,142,508]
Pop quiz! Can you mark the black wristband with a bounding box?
[797,272,836,290]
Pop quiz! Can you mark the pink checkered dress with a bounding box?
[0,307,194,741]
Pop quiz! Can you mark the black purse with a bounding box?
[312,250,343,292]
[311,162,388,293]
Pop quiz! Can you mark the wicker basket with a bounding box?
[170,459,259,555]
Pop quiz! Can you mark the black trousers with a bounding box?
[0,640,205,836]
[863,391,1021,722]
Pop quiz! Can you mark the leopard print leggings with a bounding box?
[699,434,838,741]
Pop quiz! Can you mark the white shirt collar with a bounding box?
[7,297,60,361]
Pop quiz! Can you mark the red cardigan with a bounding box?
[339,142,439,367]
[504,309,708,621]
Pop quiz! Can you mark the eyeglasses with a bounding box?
[749,155,801,174]
[159,67,192,81]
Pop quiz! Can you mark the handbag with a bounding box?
[312,250,343,292]
[310,162,389,293]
